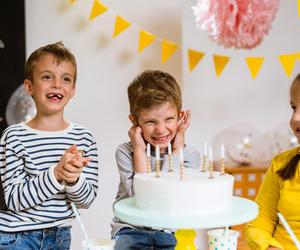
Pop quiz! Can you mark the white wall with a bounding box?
[25,0,183,249]
[183,0,300,150]
[25,0,300,249]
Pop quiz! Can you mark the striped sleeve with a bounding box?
[65,128,99,208]
[0,127,64,211]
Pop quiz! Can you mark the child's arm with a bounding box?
[172,110,191,155]
[244,159,284,249]
[0,128,98,211]
[0,136,65,211]
[115,143,135,198]
[64,139,98,209]
[128,124,147,173]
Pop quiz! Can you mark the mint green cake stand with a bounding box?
[114,196,258,250]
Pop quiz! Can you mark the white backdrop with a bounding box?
[25,0,300,249]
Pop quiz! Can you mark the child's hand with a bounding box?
[128,124,146,151]
[54,145,91,185]
[128,124,148,172]
[172,110,191,154]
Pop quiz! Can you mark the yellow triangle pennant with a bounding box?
[187,49,205,72]
[113,16,131,38]
[213,54,230,77]
[89,0,108,20]
[138,30,156,52]
[245,57,264,79]
[161,39,178,64]
[278,54,297,77]
[298,0,300,17]
[296,52,300,60]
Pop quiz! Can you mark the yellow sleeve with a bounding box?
[244,158,284,250]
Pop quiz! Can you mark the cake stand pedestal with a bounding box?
[114,196,258,249]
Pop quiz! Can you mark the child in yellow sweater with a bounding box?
[245,73,300,250]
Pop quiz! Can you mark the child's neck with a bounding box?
[26,114,69,131]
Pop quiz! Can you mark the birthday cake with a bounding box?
[133,168,234,215]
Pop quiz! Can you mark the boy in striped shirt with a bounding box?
[0,41,98,249]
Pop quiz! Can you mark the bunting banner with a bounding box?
[161,40,178,64]
[89,0,107,20]
[138,30,156,52]
[213,55,230,77]
[187,49,205,72]
[278,54,297,77]
[113,16,131,38]
[68,0,300,79]
[245,57,264,79]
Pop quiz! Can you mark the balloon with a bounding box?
[212,123,260,166]
[5,84,36,125]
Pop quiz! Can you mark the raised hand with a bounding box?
[172,110,191,154]
[128,124,148,172]
[54,145,91,185]
[128,124,146,151]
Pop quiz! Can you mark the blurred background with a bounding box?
[1,0,300,249]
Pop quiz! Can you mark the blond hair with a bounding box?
[25,41,77,82]
[128,70,182,119]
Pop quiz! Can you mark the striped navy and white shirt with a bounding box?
[0,122,98,232]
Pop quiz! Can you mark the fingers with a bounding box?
[71,156,91,168]
[128,126,145,148]
[56,147,90,184]
[66,145,77,153]
[128,125,142,138]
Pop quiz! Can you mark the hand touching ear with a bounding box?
[128,115,147,173]
[172,110,191,154]
[128,124,146,152]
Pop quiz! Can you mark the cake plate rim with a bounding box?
[113,196,258,229]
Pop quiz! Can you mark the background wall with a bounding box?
[24,0,300,249]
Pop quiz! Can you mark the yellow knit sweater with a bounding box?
[245,147,300,250]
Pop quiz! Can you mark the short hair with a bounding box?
[291,73,300,87]
[128,70,182,118]
[24,41,77,83]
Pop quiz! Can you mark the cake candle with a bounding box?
[180,147,184,180]
[220,144,226,175]
[155,144,160,177]
[221,144,225,159]
[168,142,174,172]
[208,146,214,179]
[201,141,207,172]
[146,143,151,173]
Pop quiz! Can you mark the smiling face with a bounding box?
[24,54,76,116]
[290,81,300,143]
[135,102,182,152]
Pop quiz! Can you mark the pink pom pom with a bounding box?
[192,0,280,49]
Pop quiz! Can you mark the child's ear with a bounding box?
[69,86,76,99]
[24,79,33,96]
[128,114,136,125]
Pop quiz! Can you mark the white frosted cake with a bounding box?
[133,168,234,215]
